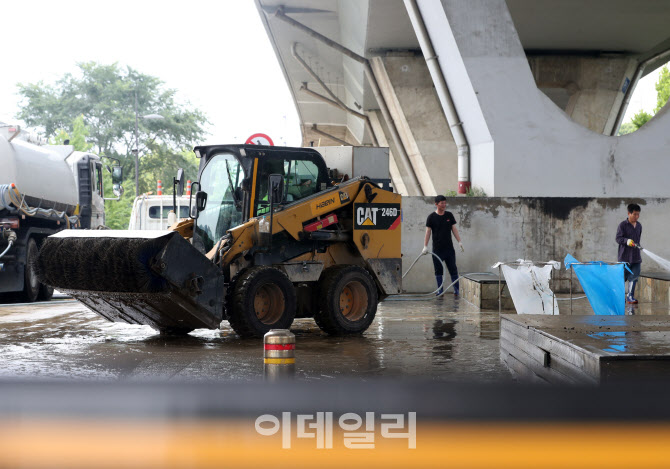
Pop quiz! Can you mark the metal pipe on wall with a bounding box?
[404,0,471,194]
[273,7,424,195]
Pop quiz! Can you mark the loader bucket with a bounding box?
[37,230,225,332]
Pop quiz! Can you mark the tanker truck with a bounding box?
[0,123,123,302]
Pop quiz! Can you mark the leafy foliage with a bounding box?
[617,121,635,136]
[654,65,670,113]
[16,62,208,228]
[49,115,93,151]
[620,64,670,134]
[630,110,652,129]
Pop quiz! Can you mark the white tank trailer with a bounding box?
[0,124,122,302]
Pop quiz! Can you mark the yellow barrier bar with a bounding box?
[0,420,669,468]
[264,358,296,365]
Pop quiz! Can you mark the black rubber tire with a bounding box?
[314,265,378,335]
[37,282,54,301]
[20,238,40,303]
[228,266,296,338]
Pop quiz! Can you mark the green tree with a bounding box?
[617,121,636,136]
[654,65,670,113]
[619,63,670,134]
[102,177,136,229]
[49,114,94,151]
[16,62,208,228]
[631,110,652,129]
[140,145,200,194]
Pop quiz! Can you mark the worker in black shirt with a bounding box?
[422,195,464,296]
[615,203,642,304]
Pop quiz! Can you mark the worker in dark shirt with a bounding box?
[615,203,642,304]
[422,195,464,296]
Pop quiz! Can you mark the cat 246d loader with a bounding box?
[37,144,402,337]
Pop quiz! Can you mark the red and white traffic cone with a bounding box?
[186,180,192,196]
[157,180,163,195]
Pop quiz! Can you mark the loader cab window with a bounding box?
[255,157,320,216]
[195,153,245,252]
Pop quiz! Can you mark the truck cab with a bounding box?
[1,124,121,302]
[128,195,191,230]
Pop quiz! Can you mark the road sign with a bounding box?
[245,133,274,146]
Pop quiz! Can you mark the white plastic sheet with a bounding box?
[495,260,559,315]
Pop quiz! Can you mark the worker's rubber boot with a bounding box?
[451,274,460,296]
[435,275,443,296]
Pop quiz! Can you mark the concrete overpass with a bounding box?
[255,0,670,197]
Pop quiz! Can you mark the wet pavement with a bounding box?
[2,291,668,383]
[0,295,510,382]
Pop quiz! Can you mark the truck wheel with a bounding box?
[20,239,40,303]
[228,266,296,338]
[315,265,378,335]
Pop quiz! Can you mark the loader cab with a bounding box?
[254,154,325,216]
[192,145,331,253]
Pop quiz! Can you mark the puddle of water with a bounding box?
[0,296,509,383]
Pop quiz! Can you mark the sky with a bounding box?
[0,0,302,146]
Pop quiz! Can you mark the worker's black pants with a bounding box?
[625,262,641,297]
[432,248,459,295]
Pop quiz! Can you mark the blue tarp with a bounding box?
[564,254,627,316]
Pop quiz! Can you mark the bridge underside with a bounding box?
[256,0,670,197]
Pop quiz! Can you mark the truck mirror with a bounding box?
[268,174,284,205]
[112,183,125,197]
[195,190,207,213]
[111,166,123,185]
[175,168,184,197]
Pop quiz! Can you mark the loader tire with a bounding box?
[315,265,378,335]
[37,284,54,302]
[20,239,40,303]
[228,266,296,338]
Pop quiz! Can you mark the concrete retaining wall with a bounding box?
[401,196,670,293]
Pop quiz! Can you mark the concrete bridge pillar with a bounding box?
[370,54,457,196]
[528,55,637,135]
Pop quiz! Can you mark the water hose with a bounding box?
[0,184,78,228]
[0,239,14,259]
[387,249,490,301]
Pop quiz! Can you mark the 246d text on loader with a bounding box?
[37,144,402,337]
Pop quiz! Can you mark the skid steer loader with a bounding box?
[36,145,402,337]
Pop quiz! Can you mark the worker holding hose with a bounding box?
[423,195,464,296]
[615,203,642,304]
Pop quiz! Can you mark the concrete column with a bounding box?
[368,110,408,195]
[301,124,357,147]
[528,56,638,134]
[419,0,670,197]
[370,55,458,195]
